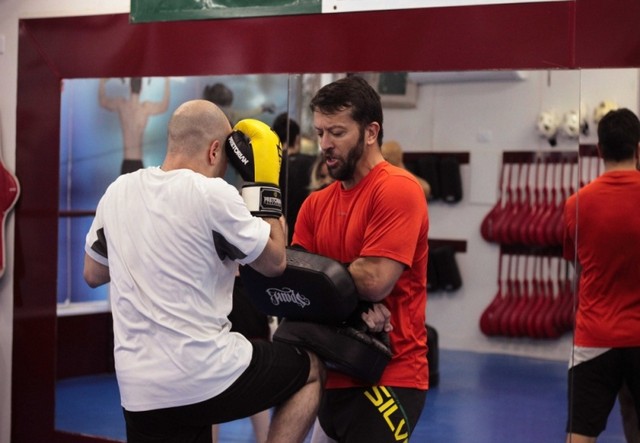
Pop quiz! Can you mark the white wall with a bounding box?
[1,2,639,441]
[0,2,130,442]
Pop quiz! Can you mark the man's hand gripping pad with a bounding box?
[239,247,359,323]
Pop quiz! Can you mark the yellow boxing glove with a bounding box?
[225,119,283,217]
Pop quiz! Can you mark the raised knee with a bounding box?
[307,351,326,385]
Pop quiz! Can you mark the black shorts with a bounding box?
[317,386,427,443]
[123,340,310,443]
[567,347,640,437]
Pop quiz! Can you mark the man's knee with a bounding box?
[306,351,326,385]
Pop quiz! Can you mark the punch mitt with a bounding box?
[274,319,393,385]
[239,247,359,324]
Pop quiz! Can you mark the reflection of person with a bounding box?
[562,108,640,443]
[272,113,316,244]
[202,82,275,126]
[83,99,323,443]
[381,140,431,199]
[293,75,429,443]
[98,77,170,174]
[308,154,334,192]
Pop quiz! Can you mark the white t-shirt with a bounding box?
[85,167,271,411]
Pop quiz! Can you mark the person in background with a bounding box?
[99,77,171,174]
[562,108,640,443]
[308,154,334,192]
[381,140,431,200]
[294,75,429,443]
[84,99,324,443]
[272,113,316,244]
[202,82,275,126]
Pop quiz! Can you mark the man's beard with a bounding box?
[328,130,365,182]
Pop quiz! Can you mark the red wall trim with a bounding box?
[575,0,640,68]
[20,2,575,79]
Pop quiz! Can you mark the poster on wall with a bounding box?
[131,0,568,23]
[130,0,321,23]
[57,74,289,308]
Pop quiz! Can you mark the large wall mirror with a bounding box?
[53,67,640,441]
[13,4,640,442]
[55,68,585,441]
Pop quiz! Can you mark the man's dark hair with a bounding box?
[130,77,142,95]
[272,113,300,146]
[202,83,234,107]
[598,108,640,162]
[309,75,384,145]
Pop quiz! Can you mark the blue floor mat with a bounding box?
[56,349,626,442]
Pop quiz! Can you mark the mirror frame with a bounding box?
[13,2,640,442]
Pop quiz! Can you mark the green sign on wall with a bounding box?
[131,0,322,23]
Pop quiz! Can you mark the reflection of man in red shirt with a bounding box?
[99,77,170,174]
[293,75,429,443]
[563,108,640,442]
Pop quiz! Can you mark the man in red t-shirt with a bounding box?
[563,108,640,443]
[293,75,429,443]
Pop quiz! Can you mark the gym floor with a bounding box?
[56,349,626,442]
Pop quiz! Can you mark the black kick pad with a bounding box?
[274,319,393,384]
[239,248,359,323]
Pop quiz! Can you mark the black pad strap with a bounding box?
[273,319,393,384]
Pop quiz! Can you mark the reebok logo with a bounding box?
[229,136,249,165]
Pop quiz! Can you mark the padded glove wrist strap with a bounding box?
[242,183,282,218]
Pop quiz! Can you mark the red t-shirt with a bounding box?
[293,161,429,389]
[563,170,640,347]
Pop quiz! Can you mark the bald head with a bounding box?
[163,100,232,176]
[167,100,231,155]
[381,140,404,167]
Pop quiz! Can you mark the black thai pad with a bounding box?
[273,319,393,384]
[239,248,359,324]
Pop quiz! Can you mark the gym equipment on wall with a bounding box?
[481,151,585,247]
[479,250,575,339]
[427,239,466,293]
[479,146,598,339]
[429,245,462,292]
[404,151,469,203]
[0,115,20,279]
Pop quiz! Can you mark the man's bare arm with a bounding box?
[248,216,287,277]
[348,256,405,303]
[98,78,120,111]
[83,253,110,288]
